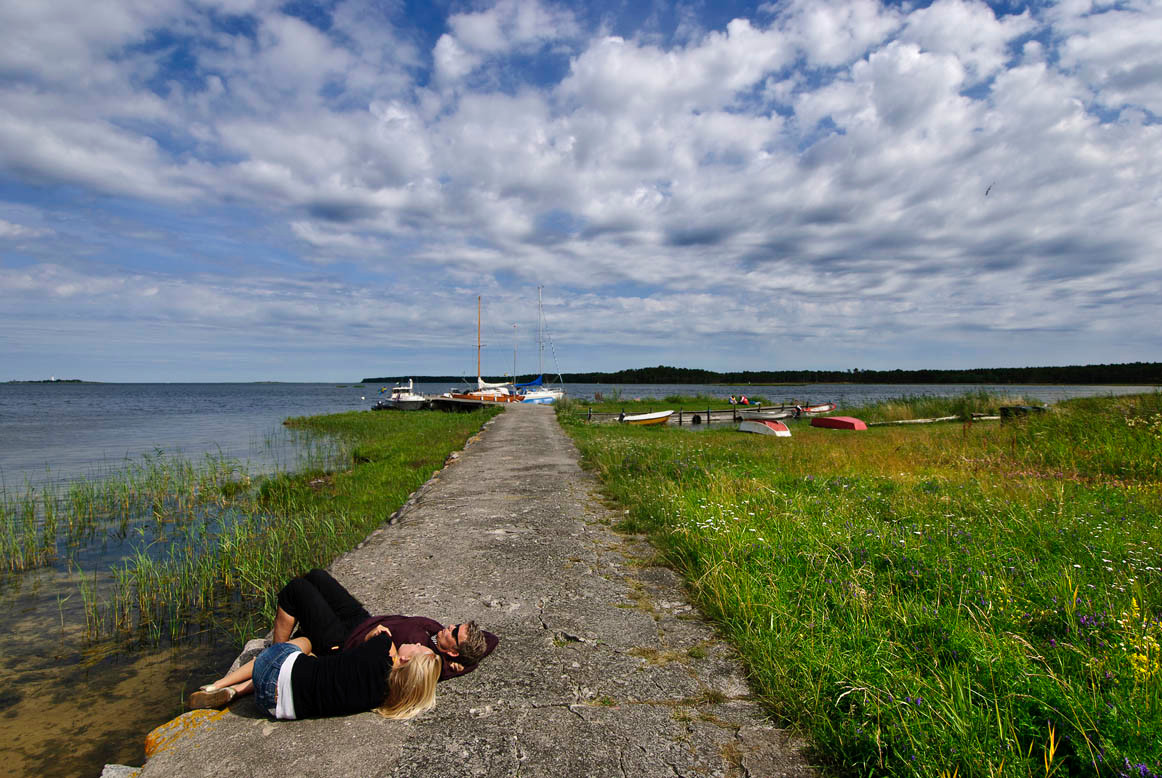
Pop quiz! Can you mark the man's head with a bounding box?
[435,621,489,664]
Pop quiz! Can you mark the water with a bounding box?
[0,382,375,493]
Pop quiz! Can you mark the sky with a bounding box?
[1,0,1160,382]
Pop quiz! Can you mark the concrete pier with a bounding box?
[132,404,817,777]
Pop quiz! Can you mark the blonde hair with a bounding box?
[376,653,441,720]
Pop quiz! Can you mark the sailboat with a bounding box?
[517,287,566,404]
[448,296,522,403]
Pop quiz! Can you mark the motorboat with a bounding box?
[376,379,428,410]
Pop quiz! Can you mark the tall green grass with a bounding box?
[0,450,253,574]
[22,408,500,645]
[560,392,1162,777]
[847,389,1042,423]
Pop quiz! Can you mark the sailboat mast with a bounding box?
[476,295,481,382]
[537,286,544,377]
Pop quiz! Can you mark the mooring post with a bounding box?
[678,410,683,425]
[587,407,591,423]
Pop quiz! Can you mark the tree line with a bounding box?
[363,362,1162,385]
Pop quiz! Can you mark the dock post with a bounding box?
[678,410,683,425]
[587,407,591,423]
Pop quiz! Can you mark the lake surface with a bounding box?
[1,381,1155,493]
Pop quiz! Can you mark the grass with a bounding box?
[559,391,1162,777]
[2,408,500,645]
[848,389,1043,423]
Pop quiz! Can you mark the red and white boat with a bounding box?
[738,420,791,437]
[810,416,867,431]
[448,296,524,403]
[796,402,837,415]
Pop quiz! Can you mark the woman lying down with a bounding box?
[188,624,439,721]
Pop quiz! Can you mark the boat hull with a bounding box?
[619,410,673,426]
[739,420,791,437]
[810,416,868,431]
[450,392,522,403]
[738,409,794,420]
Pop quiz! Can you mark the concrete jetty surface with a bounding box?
[131,405,817,777]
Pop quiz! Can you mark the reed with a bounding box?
[80,408,501,646]
[0,450,256,575]
[845,389,1040,422]
[560,392,1162,777]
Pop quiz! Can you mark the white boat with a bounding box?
[517,287,566,404]
[618,410,673,426]
[451,376,522,403]
[739,419,791,437]
[517,376,564,404]
[374,379,428,410]
[738,408,795,420]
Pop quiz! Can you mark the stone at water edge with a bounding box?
[144,709,229,759]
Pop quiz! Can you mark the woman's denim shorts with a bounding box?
[253,642,300,716]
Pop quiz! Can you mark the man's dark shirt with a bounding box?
[344,615,499,682]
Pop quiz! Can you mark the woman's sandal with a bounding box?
[188,685,237,709]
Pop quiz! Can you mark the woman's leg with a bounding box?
[215,637,310,694]
[207,659,256,694]
[189,660,255,708]
[190,638,309,709]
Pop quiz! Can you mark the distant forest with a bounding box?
[363,361,1162,386]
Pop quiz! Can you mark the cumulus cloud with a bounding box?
[434,0,579,85]
[899,0,1035,82]
[0,0,1159,379]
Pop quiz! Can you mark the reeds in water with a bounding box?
[73,408,499,646]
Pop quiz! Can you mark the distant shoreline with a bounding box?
[363,361,1162,386]
[5,379,90,384]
